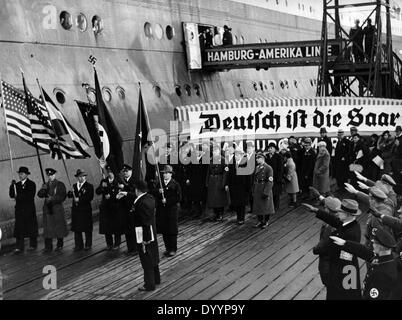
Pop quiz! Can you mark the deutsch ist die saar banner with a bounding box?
[188,104,402,140]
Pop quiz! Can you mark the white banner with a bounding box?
[188,105,402,139]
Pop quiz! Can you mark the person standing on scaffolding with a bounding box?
[349,19,364,63]
[363,18,376,62]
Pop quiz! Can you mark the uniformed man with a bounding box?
[132,180,160,291]
[117,164,137,256]
[9,167,38,253]
[96,165,123,250]
[37,168,68,253]
[331,219,398,300]
[206,144,229,222]
[333,129,351,190]
[299,138,316,199]
[252,152,275,229]
[303,199,362,300]
[68,169,94,251]
[265,143,283,212]
[245,141,256,213]
[227,149,251,225]
[154,165,181,257]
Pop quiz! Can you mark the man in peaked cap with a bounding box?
[331,218,398,300]
[303,198,362,300]
[153,165,182,257]
[38,168,68,252]
[9,167,38,254]
[68,169,94,251]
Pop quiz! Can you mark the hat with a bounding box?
[122,164,132,171]
[45,168,57,176]
[324,197,342,212]
[223,25,231,30]
[256,152,265,160]
[161,165,173,173]
[371,219,396,248]
[381,174,396,187]
[395,126,402,132]
[134,180,148,193]
[304,137,312,145]
[317,141,327,148]
[337,199,361,216]
[268,142,277,150]
[74,169,87,177]
[369,187,387,201]
[350,126,358,132]
[17,166,30,175]
[320,127,327,134]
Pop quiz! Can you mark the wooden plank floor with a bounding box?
[0,193,369,300]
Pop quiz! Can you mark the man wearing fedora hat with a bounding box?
[299,137,316,199]
[303,198,362,300]
[68,169,94,251]
[38,168,68,252]
[9,167,38,253]
[153,165,182,257]
[222,25,233,46]
[318,127,333,156]
[331,219,398,300]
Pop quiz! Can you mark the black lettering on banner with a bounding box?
[233,116,247,130]
[333,112,342,127]
[223,117,232,131]
[254,110,263,131]
[391,113,400,126]
[347,107,364,127]
[313,108,324,128]
[366,112,377,127]
[199,113,220,134]
[378,113,389,126]
[262,111,280,132]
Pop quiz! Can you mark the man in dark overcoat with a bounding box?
[265,143,283,212]
[206,144,229,222]
[154,165,182,257]
[227,149,251,224]
[68,169,94,251]
[132,180,160,292]
[37,168,68,252]
[333,129,351,190]
[96,165,124,250]
[117,164,137,256]
[299,138,316,199]
[9,166,38,253]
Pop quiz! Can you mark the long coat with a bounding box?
[133,193,159,269]
[228,157,251,207]
[37,180,69,239]
[9,179,38,238]
[313,222,335,286]
[265,153,283,196]
[118,175,136,234]
[299,147,316,190]
[334,137,351,185]
[206,156,229,208]
[69,181,94,233]
[316,209,362,300]
[252,162,275,216]
[284,158,299,194]
[96,178,125,235]
[187,157,208,202]
[313,149,331,194]
[154,178,181,235]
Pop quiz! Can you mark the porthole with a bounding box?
[294,80,298,88]
[310,79,314,87]
[154,23,163,40]
[92,15,103,34]
[284,80,289,89]
[185,84,191,96]
[175,85,182,97]
[166,25,175,40]
[270,81,275,90]
[116,86,125,100]
[102,87,112,102]
[253,82,258,91]
[60,11,73,30]
[264,84,268,90]
[53,89,66,105]
[194,84,201,96]
[154,85,161,98]
[87,88,96,103]
[259,82,264,90]
[280,81,285,89]
[76,13,87,32]
[144,22,153,38]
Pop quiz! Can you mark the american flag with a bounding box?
[1,80,35,147]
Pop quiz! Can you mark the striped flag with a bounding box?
[1,80,35,146]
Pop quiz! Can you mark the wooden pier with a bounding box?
[1,194,367,300]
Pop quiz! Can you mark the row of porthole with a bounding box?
[249,79,317,91]
[144,22,175,40]
[59,11,103,33]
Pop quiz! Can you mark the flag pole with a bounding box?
[0,74,17,196]
[138,82,165,203]
[20,70,46,184]
[36,78,73,190]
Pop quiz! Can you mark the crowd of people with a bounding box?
[7,125,402,296]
